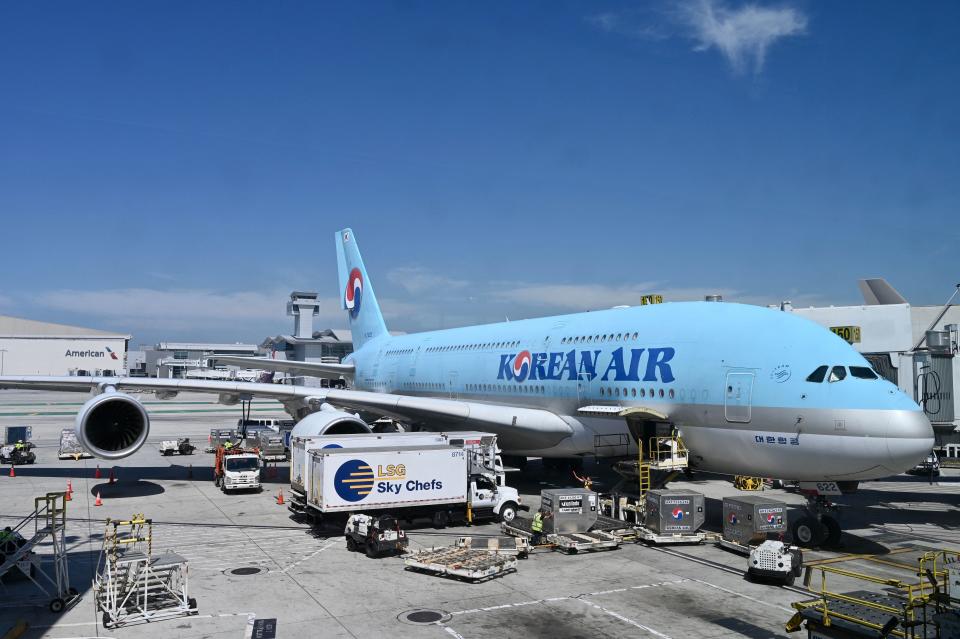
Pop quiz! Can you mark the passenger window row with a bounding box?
[561,332,639,345]
[426,341,521,353]
[806,365,878,383]
[599,387,675,399]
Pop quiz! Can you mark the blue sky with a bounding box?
[1,1,957,345]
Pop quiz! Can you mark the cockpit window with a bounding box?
[806,366,828,383]
[828,366,847,383]
[849,366,878,380]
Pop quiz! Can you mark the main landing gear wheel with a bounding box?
[791,516,826,548]
[821,515,842,548]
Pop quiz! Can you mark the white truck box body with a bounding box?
[290,432,448,494]
[307,445,467,512]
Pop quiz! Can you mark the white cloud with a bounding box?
[589,0,807,74]
[386,267,469,295]
[678,0,807,73]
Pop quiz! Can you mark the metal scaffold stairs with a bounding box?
[0,492,77,613]
[93,514,197,629]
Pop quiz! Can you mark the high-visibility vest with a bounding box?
[531,514,543,533]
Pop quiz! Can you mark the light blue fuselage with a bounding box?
[344,301,933,482]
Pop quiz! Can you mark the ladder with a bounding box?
[94,514,197,628]
[637,440,651,498]
[0,492,76,613]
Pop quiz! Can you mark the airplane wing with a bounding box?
[208,355,355,379]
[0,376,573,450]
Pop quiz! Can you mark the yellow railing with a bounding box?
[787,548,959,635]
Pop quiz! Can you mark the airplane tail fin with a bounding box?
[858,278,908,305]
[336,228,388,350]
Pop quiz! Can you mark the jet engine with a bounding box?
[75,392,150,460]
[290,406,371,439]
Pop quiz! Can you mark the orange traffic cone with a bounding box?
[65,489,72,502]
[94,492,103,506]
[276,489,285,506]
[67,480,73,494]
[108,469,115,484]
[8,465,15,478]
[94,466,102,479]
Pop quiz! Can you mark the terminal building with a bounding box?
[0,315,130,376]
[143,343,260,379]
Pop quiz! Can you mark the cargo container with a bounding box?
[722,496,788,546]
[540,488,599,534]
[644,489,705,534]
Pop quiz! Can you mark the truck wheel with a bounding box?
[498,502,518,523]
[366,544,378,559]
[782,572,796,587]
[49,598,65,613]
[188,597,198,613]
[346,537,357,552]
[432,510,449,529]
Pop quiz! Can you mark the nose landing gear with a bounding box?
[791,494,843,549]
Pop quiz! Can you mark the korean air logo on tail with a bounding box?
[344,268,363,319]
[105,347,119,361]
[334,459,373,502]
[512,350,531,382]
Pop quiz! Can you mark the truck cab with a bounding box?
[469,472,521,523]
[214,446,262,493]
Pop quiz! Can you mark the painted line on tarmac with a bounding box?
[448,578,688,616]
[688,578,793,613]
[578,598,672,638]
[280,539,339,573]
[440,625,466,639]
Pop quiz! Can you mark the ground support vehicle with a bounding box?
[94,515,197,629]
[404,546,518,582]
[213,446,261,493]
[0,493,78,614]
[746,540,803,585]
[57,429,92,460]
[0,441,36,465]
[344,514,407,558]
[158,439,195,456]
[292,434,522,528]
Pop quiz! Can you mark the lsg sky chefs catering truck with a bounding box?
[299,439,523,528]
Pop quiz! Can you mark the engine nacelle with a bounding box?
[75,392,150,460]
[290,407,370,439]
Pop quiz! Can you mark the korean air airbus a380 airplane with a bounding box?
[0,228,934,545]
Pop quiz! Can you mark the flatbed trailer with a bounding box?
[632,526,706,545]
[404,546,518,582]
[501,517,620,553]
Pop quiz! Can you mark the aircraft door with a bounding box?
[576,372,594,407]
[724,371,754,423]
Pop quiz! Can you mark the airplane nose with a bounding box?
[885,410,935,474]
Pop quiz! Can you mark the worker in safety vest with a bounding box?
[530,509,552,546]
[223,441,234,451]
[14,440,24,450]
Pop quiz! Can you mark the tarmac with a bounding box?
[0,389,957,639]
